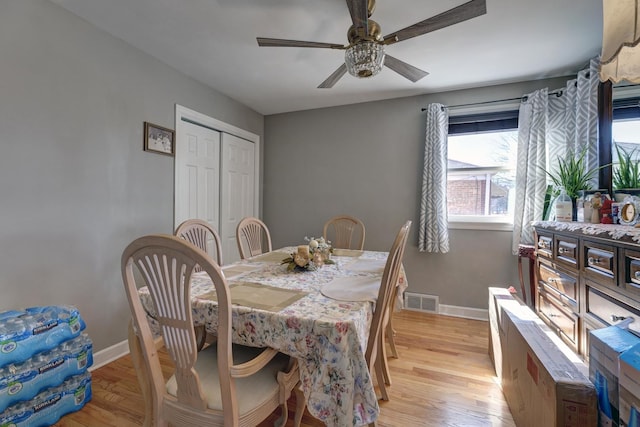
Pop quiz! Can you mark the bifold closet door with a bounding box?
[174,120,221,239]
[219,133,255,264]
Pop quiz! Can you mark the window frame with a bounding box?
[447,109,519,230]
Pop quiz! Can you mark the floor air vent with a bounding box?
[404,292,439,313]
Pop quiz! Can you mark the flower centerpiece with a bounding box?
[306,236,334,267]
[281,237,334,272]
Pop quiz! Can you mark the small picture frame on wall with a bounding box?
[144,122,175,156]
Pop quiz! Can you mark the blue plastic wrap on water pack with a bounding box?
[0,333,93,413]
[0,306,85,366]
[0,371,91,427]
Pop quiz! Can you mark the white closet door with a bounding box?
[220,133,255,264]
[174,120,221,232]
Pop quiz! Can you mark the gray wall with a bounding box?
[0,0,263,351]
[263,77,571,310]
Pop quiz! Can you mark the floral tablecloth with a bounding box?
[138,247,407,427]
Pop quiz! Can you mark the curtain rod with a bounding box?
[420,89,565,112]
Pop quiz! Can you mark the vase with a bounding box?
[571,197,578,221]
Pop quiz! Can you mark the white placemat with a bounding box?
[248,251,290,263]
[344,259,386,274]
[320,276,381,302]
[221,264,261,279]
[333,248,364,257]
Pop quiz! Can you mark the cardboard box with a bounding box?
[589,326,640,427]
[498,299,597,427]
[488,287,537,381]
[619,343,640,427]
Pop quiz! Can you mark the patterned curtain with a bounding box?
[419,103,449,253]
[512,58,599,254]
[512,90,549,253]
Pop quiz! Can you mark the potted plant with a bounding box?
[613,144,640,201]
[540,148,603,221]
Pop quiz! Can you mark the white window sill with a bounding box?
[447,217,514,231]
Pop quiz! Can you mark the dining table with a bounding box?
[135,246,407,427]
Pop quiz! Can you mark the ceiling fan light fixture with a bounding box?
[345,41,385,78]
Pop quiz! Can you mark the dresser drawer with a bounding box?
[537,290,579,352]
[585,286,640,336]
[555,235,578,268]
[583,241,616,286]
[537,261,578,308]
[623,249,640,298]
[536,232,553,259]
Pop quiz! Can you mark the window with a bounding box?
[447,111,519,227]
[612,96,640,163]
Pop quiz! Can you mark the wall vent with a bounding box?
[404,292,439,313]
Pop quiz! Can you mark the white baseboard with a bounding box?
[90,339,129,372]
[438,304,488,321]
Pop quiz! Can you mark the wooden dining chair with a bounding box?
[175,218,223,267]
[295,221,410,426]
[380,246,410,388]
[175,219,224,350]
[323,215,366,250]
[368,221,411,404]
[236,217,273,259]
[122,234,303,427]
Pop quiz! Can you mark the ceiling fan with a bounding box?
[257,0,487,88]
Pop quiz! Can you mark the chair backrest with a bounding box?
[175,218,223,266]
[365,221,411,368]
[323,215,366,250]
[236,217,272,259]
[121,235,236,424]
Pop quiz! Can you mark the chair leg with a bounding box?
[375,356,390,401]
[128,321,154,427]
[293,384,306,427]
[386,320,399,359]
[380,334,391,386]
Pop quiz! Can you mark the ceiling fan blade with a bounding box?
[384,55,429,82]
[346,0,369,35]
[383,0,486,45]
[257,37,344,49]
[318,64,348,89]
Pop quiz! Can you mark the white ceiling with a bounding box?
[50,0,603,115]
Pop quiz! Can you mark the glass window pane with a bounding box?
[448,131,518,169]
[613,118,640,160]
[447,131,518,219]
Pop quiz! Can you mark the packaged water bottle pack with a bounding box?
[0,306,86,366]
[0,371,91,426]
[0,333,93,413]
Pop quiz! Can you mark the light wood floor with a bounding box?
[54,310,515,427]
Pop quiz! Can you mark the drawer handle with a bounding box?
[558,247,570,255]
[588,256,601,265]
[539,241,548,249]
[611,314,627,322]
[635,271,640,279]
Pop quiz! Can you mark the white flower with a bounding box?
[309,239,319,249]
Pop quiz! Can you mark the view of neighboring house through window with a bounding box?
[447,111,518,223]
[612,96,640,164]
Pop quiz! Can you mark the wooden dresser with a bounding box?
[533,221,640,359]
